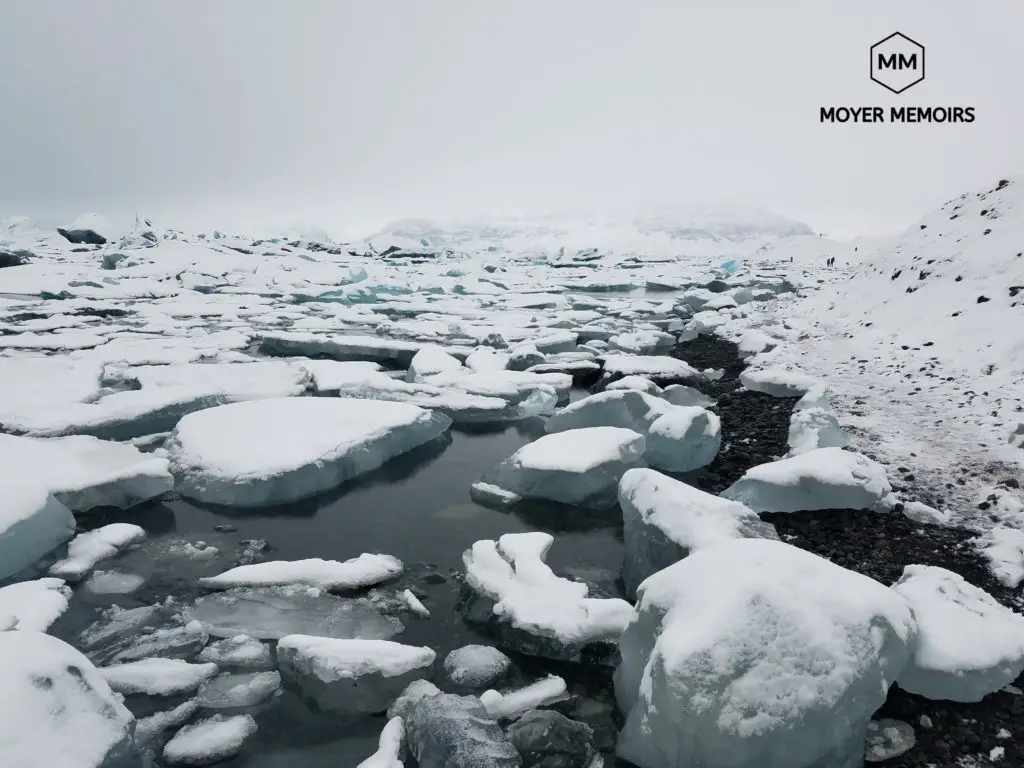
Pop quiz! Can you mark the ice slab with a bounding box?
[100,658,220,696]
[400,691,522,768]
[865,719,916,762]
[135,699,200,751]
[163,714,257,765]
[460,532,633,664]
[600,354,703,382]
[660,383,715,408]
[0,630,142,768]
[408,346,464,381]
[0,577,71,631]
[278,634,435,714]
[357,716,406,768]
[196,635,274,670]
[198,554,403,592]
[301,360,384,393]
[123,360,311,398]
[604,375,663,395]
[893,564,1024,702]
[443,645,512,688]
[619,468,779,598]
[544,390,675,436]
[614,538,917,768]
[645,406,721,472]
[196,670,281,710]
[167,397,452,506]
[185,584,404,640]
[0,479,76,580]
[85,570,146,595]
[109,621,209,664]
[0,354,104,407]
[788,386,849,455]
[476,427,645,510]
[0,434,173,512]
[721,447,893,513]
[259,331,422,366]
[739,366,819,398]
[479,675,568,720]
[50,523,147,581]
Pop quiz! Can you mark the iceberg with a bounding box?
[277,634,436,714]
[460,532,633,664]
[166,397,452,506]
[614,539,917,768]
[0,479,76,580]
[0,436,173,514]
[893,564,1024,702]
[475,427,646,510]
[619,468,779,598]
[721,447,893,513]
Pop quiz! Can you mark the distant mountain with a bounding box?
[360,206,814,259]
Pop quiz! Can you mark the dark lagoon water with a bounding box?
[48,392,628,766]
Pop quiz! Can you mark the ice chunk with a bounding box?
[604,375,662,395]
[196,635,274,670]
[166,397,452,506]
[645,406,721,472]
[737,329,777,359]
[0,631,142,768]
[480,676,568,720]
[475,427,645,510]
[358,716,406,768]
[259,331,422,366]
[660,383,715,408]
[50,523,147,581]
[196,670,281,710]
[619,468,779,598]
[401,692,522,768]
[163,714,257,765]
[85,570,146,595]
[545,390,673,436]
[615,538,917,768]
[80,603,167,653]
[0,355,103,408]
[892,564,1024,702]
[0,479,76,579]
[787,386,849,455]
[277,635,436,714]
[721,447,892,513]
[198,554,403,592]
[460,532,633,664]
[302,360,384,393]
[443,645,512,688]
[739,366,819,398]
[124,360,311,398]
[100,658,219,696]
[0,577,71,631]
[466,346,510,372]
[135,699,200,750]
[110,621,209,663]
[388,679,442,719]
[600,354,703,382]
[186,584,404,640]
[0,411,174,507]
[506,710,599,768]
[408,346,464,381]
[864,719,915,762]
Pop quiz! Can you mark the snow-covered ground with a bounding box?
[0,178,1022,767]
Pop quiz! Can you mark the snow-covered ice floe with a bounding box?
[357,716,405,768]
[163,713,258,765]
[0,433,173,512]
[473,426,646,510]
[614,538,917,768]
[721,446,893,513]
[618,468,779,598]
[479,675,568,720]
[198,554,403,592]
[460,532,633,664]
[739,366,819,398]
[99,657,219,696]
[0,577,72,632]
[277,634,436,714]
[892,564,1024,702]
[0,630,143,768]
[166,397,452,506]
[0,479,76,580]
[50,523,147,581]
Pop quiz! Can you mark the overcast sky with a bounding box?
[1,1,1021,240]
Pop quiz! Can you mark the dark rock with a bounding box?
[506,710,598,768]
[57,227,107,245]
[0,249,33,268]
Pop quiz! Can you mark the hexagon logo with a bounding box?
[870,32,925,94]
